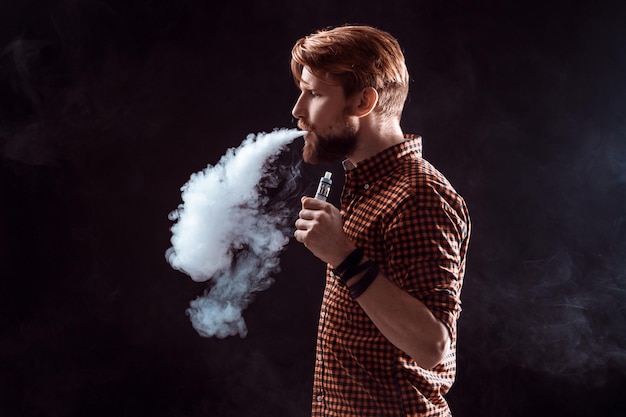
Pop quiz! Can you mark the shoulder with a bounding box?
[392,157,469,222]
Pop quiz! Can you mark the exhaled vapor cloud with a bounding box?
[166,128,303,338]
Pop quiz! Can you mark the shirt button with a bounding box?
[317,354,323,361]
[364,183,370,190]
[320,312,326,318]
[329,270,335,278]
[316,395,324,402]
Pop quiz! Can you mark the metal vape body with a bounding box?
[315,171,332,201]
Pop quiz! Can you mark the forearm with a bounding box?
[294,197,452,368]
[345,267,450,369]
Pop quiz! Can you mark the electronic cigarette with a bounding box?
[315,171,332,201]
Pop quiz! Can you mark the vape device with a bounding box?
[315,171,332,201]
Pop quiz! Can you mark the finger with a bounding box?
[298,208,315,220]
[294,218,308,230]
[293,229,305,243]
[301,196,327,210]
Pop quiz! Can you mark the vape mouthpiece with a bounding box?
[315,171,332,201]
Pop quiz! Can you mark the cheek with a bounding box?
[309,102,339,128]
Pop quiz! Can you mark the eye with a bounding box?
[308,90,320,98]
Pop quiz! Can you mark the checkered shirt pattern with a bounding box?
[311,136,471,416]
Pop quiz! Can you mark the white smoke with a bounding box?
[166,128,304,338]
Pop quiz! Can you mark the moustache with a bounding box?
[297,120,312,132]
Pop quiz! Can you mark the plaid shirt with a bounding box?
[311,136,471,416]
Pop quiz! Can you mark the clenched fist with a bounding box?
[294,196,356,268]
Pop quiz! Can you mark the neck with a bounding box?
[347,117,405,165]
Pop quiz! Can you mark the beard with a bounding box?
[298,114,358,164]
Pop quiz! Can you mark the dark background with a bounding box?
[1,0,626,416]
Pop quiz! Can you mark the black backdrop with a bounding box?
[1,1,625,416]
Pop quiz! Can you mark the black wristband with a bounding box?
[338,259,372,286]
[348,262,379,299]
[332,247,364,277]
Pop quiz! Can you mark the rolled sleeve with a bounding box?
[384,197,469,344]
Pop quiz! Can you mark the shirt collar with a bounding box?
[343,134,423,183]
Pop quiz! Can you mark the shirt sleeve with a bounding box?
[382,184,469,344]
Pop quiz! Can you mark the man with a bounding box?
[292,25,471,416]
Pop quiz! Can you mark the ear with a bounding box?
[352,87,379,118]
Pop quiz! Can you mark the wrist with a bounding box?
[331,248,379,299]
[331,247,363,278]
[344,261,369,286]
[329,245,359,270]
[346,261,379,299]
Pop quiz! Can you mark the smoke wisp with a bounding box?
[166,128,303,338]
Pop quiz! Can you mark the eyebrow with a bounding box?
[299,78,314,89]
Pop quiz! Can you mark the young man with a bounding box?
[292,25,471,416]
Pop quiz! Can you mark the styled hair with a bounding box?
[291,25,410,120]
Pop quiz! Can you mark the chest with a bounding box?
[340,175,411,261]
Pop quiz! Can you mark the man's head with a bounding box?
[291,25,410,122]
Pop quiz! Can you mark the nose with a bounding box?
[292,92,305,120]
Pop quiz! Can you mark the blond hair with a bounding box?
[291,25,410,120]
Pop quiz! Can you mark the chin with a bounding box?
[302,142,319,164]
[302,131,351,164]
